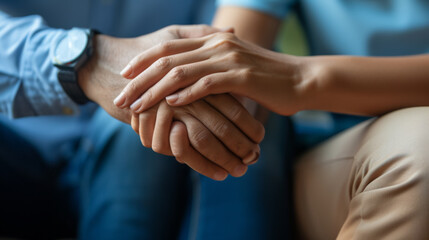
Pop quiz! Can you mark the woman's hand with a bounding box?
[114,32,307,116]
[79,24,229,124]
[131,94,264,181]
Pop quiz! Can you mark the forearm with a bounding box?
[212,6,281,119]
[212,6,281,49]
[300,54,429,116]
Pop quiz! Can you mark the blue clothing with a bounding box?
[217,0,429,55]
[180,113,293,240]
[218,0,429,147]
[0,1,291,239]
[0,0,214,162]
[0,109,292,239]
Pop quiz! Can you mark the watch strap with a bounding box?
[58,69,91,104]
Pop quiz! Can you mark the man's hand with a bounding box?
[77,25,225,123]
[130,94,264,180]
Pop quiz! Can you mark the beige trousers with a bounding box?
[294,107,429,240]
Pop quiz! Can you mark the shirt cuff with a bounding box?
[14,17,80,117]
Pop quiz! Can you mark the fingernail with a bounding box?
[120,64,132,77]
[113,92,126,107]
[130,98,142,112]
[234,164,248,177]
[214,171,228,181]
[243,151,260,165]
[166,94,179,104]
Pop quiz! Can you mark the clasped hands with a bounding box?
[109,25,302,180]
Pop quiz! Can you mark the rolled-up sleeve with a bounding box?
[216,0,296,19]
[0,11,79,118]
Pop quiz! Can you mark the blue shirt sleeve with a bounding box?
[0,11,80,118]
[216,0,295,19]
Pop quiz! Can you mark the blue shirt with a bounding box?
[0,0,215,162]
[218,0,429,148]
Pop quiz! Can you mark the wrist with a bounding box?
[294,56,336,112]
[78,34,125,103]
[77,34,147,124]
[77,34,105,103]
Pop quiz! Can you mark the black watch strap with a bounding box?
[58,69,91,104]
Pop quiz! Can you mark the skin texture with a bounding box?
[116,7,429,118]
[111,7,284,180]
[79,25,223,123]
[77,25,264,180]
[130,95,264,179]
[116,32,303,116]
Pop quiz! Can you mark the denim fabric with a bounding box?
[180,113,294,240]
[76,108,190,240]
[0,120,77,239]
[0,108,293,239]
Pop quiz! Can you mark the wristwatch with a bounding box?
[51,28,96,104]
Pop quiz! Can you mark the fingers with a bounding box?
[131,112,140,134]
[115,42,209,110]
[165,71,238,106]
[183,99,261,165]
[172,24,234,38]
[177,112,248,178]
[120,38,203,79]
[204,94,265,144]
[170,121,228,181]
[132,59,227,113]
[137,107,158,148]
[151,102,174,155]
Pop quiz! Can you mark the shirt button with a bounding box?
[62,106,74,115]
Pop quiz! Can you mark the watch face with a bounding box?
[53,29,88,65]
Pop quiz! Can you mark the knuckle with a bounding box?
[227,104,244,123]
[241,67,253,80]
[165,25,177,31]
[212,121,230,139]
[218,32,236,40]
[200,76,215,91]
[215,33,237,49]
[170,66,186,82]
[155,57,172,71]
[159,41,173,53]
[127,81,138,93]
[171,144,186,159]
[152,142,167,154]
[182,101,196,114]
[226,51,242,64]
[218,39,235,50]
[173,150,184,159]
[151,143,161,153]
[165,25,179,36]
[140,135,151,148]
[191,130,211,150]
